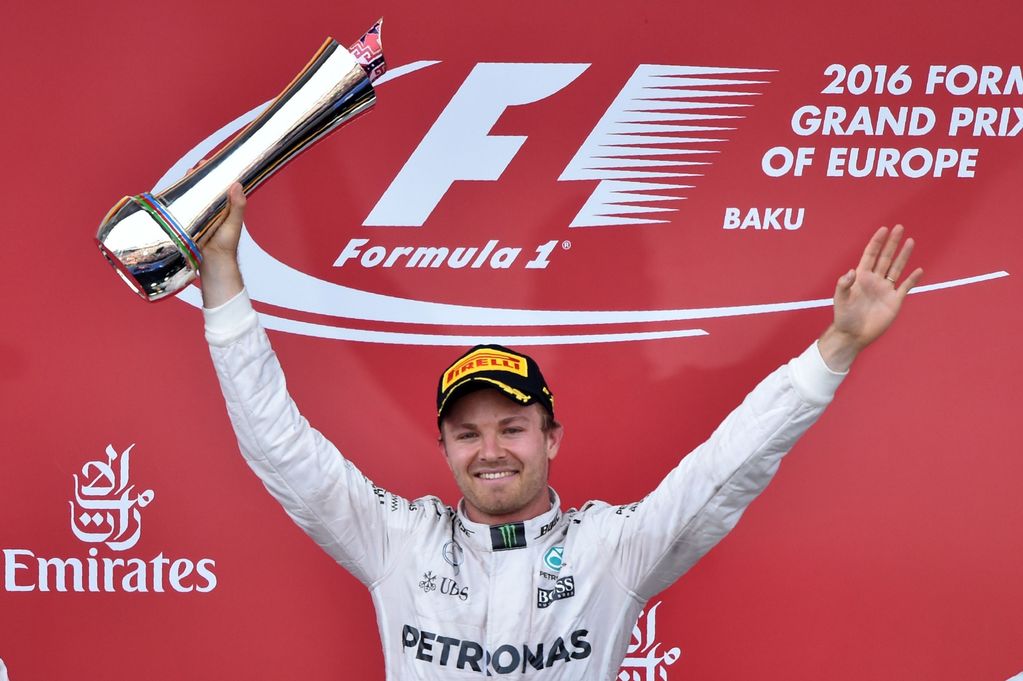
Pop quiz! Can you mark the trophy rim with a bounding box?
[96,239,152,302]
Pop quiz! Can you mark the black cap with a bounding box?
[437,344,554,424]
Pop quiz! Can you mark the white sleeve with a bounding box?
[607,342,846,601]
[204,290,422,587]
[203,287,259,346]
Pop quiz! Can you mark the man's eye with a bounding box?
[456,432,478,441]
[503,427,525,435]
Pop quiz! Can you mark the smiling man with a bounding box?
[200,184,921,679]
[437,346,563,526]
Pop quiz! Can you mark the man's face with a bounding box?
[439,388,563,525]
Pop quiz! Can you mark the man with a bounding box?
[200,183,921,679]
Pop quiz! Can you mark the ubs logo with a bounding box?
[420,570,469,601]
[419,571,437,593]
[439,577,470,601]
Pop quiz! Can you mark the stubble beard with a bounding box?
[459,459,549,520]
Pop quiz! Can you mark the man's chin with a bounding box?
[466,489,525,519]
[473,497,520,518]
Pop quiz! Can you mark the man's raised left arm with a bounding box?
[604,224,923,600]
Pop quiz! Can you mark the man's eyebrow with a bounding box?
[449,414,529,430]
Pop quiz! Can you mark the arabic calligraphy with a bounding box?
[68,444,155,551]
[617,601,682,681]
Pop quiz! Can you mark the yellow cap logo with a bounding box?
[442,349,528,392]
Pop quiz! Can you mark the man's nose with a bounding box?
[477,432,505,460]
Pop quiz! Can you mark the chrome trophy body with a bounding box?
[96,22,385,301]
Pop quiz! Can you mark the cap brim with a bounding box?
[438,376,538,422]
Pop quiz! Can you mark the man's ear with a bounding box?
[545,423,564,462]
[437,432,450,461]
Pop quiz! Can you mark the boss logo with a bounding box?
[537,575,575,609]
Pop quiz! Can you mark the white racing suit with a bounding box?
[206,291,846,680]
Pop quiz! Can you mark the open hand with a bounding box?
[819,225,923,371]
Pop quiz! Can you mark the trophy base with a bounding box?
[96,195,197,302]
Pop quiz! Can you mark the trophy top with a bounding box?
[349,18,386,84]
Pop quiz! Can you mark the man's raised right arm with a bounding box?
[198,184,418,587]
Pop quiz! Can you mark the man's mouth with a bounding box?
[475,471,517,480]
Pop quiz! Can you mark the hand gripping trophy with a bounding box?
[95,20,386,301]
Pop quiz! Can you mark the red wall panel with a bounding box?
[1,1,1021,679]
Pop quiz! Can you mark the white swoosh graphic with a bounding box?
[159,61,1009,346]
[559,64,773,227]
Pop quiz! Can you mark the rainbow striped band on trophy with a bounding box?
[96,19,386,302]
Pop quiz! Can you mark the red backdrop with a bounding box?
[2,0,1021,679]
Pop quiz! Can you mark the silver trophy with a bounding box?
[96,21,385,302]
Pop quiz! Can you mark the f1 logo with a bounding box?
[364,62,770,228]
[364,63,589,227]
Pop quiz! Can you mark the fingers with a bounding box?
[228,182,247,214]
[885,236,914,283]
[834,269,856,299]
[198,182,247,252]
[859,224,917,287]
[897,267,924,297]
[833,270,855,313]
[220,182,247,229]
[874,224,904,276]
[187,157,210,175]
[857,226,888,271]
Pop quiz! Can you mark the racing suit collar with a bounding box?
[456,488,563,553]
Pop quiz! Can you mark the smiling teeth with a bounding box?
[479,471,514,480]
